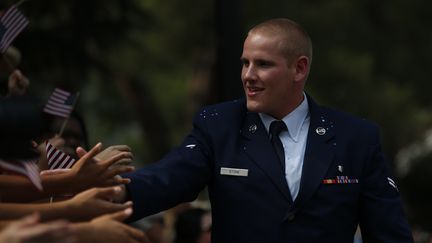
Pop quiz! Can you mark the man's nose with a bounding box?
[242,65,257,81]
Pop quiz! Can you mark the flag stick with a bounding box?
[58,92,80,137]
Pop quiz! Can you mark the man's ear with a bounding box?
[294,56,310,82]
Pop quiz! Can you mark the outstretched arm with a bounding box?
[73,207,150,243]
[0,187,133,222]
[0,213,75,243]
[0,143,135,202]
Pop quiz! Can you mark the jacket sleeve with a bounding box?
[124,110,213,222]
[359,125,413,242]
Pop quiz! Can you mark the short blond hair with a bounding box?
[248,18,313,64]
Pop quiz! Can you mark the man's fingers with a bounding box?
[91,186,133,204]
[105,166,135,180]
[110,158,133,167]
[103,152,134,169]
[110,152,133,164]
[103,208,133,222]
[114,176,131,185]
[103,176,131,187]
[122,152,134,159]
[106,145,132,152]
[84,186,122,201]
[97,200,133,214]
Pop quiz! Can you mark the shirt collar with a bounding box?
[259,93,310,142]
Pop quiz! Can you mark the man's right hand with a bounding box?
[67,142,135,192]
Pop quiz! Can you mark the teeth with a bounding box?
[249,87,262,92]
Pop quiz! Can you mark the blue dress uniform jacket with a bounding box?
[125,96,413,243]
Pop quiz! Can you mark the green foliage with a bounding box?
[5,0,431,228]
[11,0,432,169]
[244,0,432,160]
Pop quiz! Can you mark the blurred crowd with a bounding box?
[0,4,212,242]
[0,4,421,242]
[0,45,212,243]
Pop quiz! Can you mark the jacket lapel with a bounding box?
[240,112,293,203]
[292,96,336,210]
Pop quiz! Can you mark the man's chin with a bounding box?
[246,100,264,113]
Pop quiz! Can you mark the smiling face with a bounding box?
[241,32,308,119]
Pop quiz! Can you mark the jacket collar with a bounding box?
[239,94,336,208]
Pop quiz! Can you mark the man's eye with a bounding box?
[257,61,272,67]
[241,59,249,67]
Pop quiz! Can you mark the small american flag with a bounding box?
[0,159,42,190]
[46,142,76,170]
[0,5,29,53]
[43,88,77,118]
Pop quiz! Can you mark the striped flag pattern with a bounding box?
[0,159,42,190]
[43,88,76,118]
[0,5,29,53]
[46,142,76,170]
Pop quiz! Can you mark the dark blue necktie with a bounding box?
[269,120,287,169]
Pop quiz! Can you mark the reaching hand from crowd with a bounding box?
[0,213,75,243]
[74,208,150,243]
[0,142,135,202]
[67,142,135,192]
[7,69,30,97]
[0,187,133,223]
[64,186,133,222]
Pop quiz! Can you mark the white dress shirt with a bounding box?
[259,95,310,200]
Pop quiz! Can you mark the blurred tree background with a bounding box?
[5,0,432,234]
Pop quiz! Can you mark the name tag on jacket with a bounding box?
[220,167,248,177]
